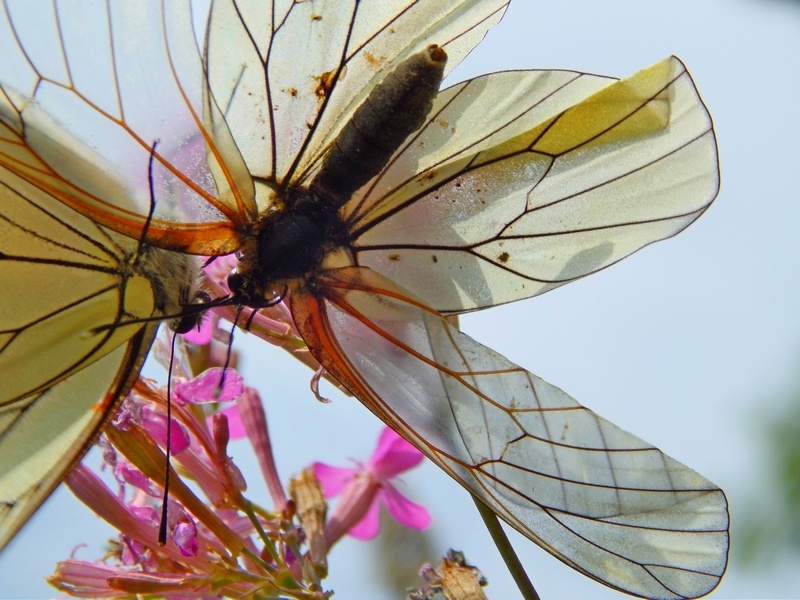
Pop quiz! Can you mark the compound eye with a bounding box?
[171,290,212,335]
[227,269,252,301]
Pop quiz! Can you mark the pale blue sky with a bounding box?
[2,1,799,598]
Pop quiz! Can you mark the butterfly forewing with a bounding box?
[290,266,728,599]
[0,1,250,254]
[341,69,614,228]
[0,168,154,402]
[348,56,719,314]
[0,161,199,549]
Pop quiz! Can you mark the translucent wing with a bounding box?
[290,266,729,599]
[0,1,252,254]
[347,56,719,313]
[0,337,152,550]
[0,1,512,255]
[204,0,509,188]
[0,160,197,549]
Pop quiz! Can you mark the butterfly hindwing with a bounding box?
[290,265,728,599]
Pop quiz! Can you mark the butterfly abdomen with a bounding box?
[310,44,447,207]
[237,46,447,301]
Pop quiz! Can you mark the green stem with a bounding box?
[473,496,541,600]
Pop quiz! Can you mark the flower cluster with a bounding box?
[49,322,432,599]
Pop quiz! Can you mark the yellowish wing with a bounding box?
[0,334,154,550]
[348,57,719,313]
[0,163,196,550]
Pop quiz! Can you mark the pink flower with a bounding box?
[54,372,315,598]
[113,393,190,455]
[313,427,432,544]
[47,560,127,597]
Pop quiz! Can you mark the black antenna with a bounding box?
[133,141,161,269]
[158,333,179,546]
[214,306,244,398]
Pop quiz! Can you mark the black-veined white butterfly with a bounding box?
[0,1,728,598]
[0,162,202,548]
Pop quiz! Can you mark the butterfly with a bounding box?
[0,1,728,598]
[0,159,203,548]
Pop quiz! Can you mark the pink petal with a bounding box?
[141,406,190,454]
[380,484,432,531]
[119,535,152,568]
[346,497,381,540]
[162,500,198,557]
[214,405,246,439]
[111,398,143,430]
[171,518,199,557]
[368,428,425,479]
[49,560,124,597]
[98,437,118,468]
[174,368,244,404]
[113,462,156,495]
[313,462,358,498]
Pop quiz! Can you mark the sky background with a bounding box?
[2,0,800,598]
